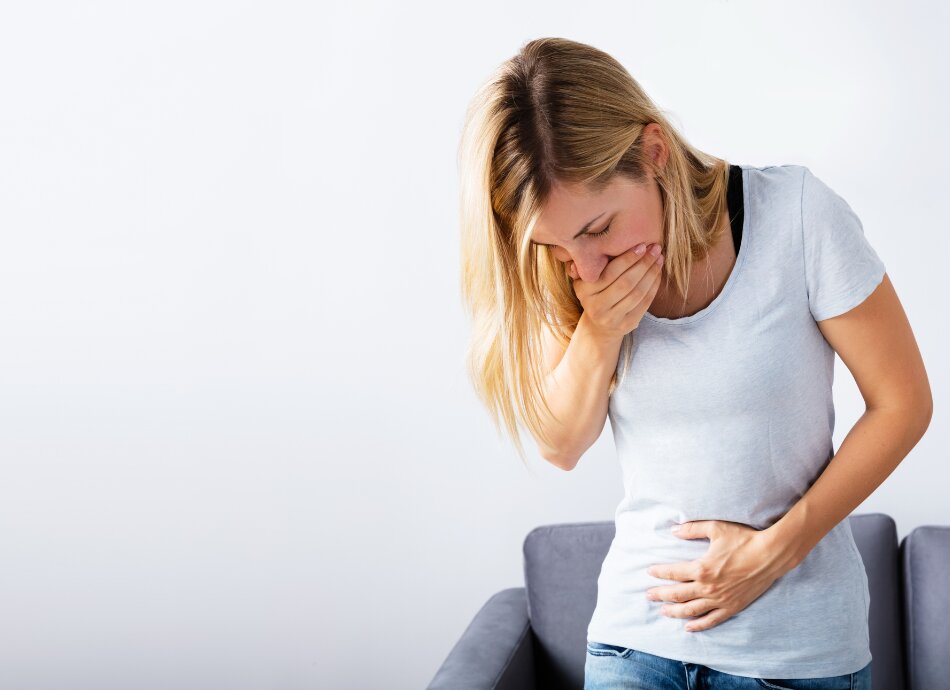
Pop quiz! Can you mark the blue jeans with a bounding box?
[585,642,872,689]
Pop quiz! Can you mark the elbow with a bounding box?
[912,379,934,433]
[919,395,934,434]
[559,455,580,472]
[540,447,580,472]
[869,388,933,436]
[906,389,933,436]
[899,402,932,444]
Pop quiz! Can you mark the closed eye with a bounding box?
[586,224,611,238]
[535,223,611,248]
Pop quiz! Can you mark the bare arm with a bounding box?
[534,313,623,470]
[769,273,932,567]
[531,242,664,470]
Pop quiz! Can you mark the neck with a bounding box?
[648,208,735,319]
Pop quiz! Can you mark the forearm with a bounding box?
[538,313,623,466]
[764,403,931,573]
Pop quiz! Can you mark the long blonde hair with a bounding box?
[457,37,731,464]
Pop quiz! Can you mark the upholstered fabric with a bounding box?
[428,513,936,690]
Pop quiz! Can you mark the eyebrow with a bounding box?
[531,212,607,246]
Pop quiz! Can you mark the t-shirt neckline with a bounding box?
[642,164,749,326]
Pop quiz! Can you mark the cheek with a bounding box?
[609,224,653,255]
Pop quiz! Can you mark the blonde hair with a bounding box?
[457,37,731,463]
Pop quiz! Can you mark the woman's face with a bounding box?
[530,172,664,283]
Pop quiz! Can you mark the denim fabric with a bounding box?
[585,642,872,690]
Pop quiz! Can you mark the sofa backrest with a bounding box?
[901,525,950,690]
[851,513,907,690]
[523,513,904,690]
[523,521,608,690]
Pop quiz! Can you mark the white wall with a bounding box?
[0,1,946,688]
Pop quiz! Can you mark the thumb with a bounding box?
[672,521,709,539]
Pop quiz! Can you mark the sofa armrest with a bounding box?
[427,587,536,690]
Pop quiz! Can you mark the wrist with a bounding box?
[762,510,811,576]
[575,312,624,352]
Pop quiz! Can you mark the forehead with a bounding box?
[532,175,643,244]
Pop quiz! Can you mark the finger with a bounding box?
[647,584,701,604]
[594,243,652,289]
[674,520,714,539]
[661,598,716,620]
[683,608,729,632]
[648,560,698,582]
[595,250,660,313]
[646,564,680,580]
[635,260,663,310]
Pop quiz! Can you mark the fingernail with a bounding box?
[649,244,661,256]
[634,243,646,254]
[656,254,665,266]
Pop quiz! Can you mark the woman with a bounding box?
[457,37,932,689]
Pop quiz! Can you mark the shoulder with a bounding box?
[740,162,809,191]
[738,163,811,221]
[741,163,862,229]
[739,163,810,198]
[744,164,849,206]
[736,163,858,231]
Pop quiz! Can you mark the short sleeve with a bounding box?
[801,166,886,321]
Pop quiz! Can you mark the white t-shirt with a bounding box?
[586,163,884,678]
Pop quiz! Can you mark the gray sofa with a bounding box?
[427,513,948,690]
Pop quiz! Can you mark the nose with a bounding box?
[570,255,609,283]
[550,246,608,282]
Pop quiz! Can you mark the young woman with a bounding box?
[457,37,932,689]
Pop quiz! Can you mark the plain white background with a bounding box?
[0,2,946,688]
